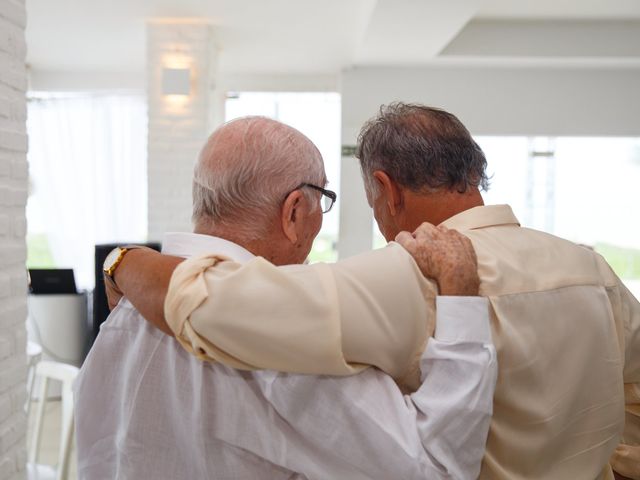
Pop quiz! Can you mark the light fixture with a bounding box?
[161,67,191,96]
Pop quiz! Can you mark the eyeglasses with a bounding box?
[288,183,337,213]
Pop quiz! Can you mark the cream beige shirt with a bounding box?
[166,205,640,480]
[166,241,437,391]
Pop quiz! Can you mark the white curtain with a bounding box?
[27,93,147,289]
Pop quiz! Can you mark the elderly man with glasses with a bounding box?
[75,116,497,479]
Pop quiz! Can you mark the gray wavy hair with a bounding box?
[192,116,325,240]
[356,102,489,195]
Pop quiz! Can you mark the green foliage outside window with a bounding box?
[596,243,640,280]
[26,233,56,268]
[308,234,338,263]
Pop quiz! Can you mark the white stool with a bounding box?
[26,341,43,418]
[28,361,80,480]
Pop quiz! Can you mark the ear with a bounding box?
[281,189,305,244]
[372,170,403,216]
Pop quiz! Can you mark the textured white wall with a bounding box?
[146,21,217,242]
[0,0,28,478]
[341,65,640,140]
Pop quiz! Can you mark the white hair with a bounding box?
[192,116,325,240]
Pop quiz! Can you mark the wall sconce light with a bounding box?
[162,67,191,96]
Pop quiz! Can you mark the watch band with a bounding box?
[103,245,144,278]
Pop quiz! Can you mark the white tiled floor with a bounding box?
[27,399,77,480]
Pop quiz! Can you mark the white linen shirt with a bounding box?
[74,232,497,480]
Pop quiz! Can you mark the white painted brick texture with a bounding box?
[146,22,218,241]
[0,0,28,479]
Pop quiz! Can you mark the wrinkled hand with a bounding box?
[104,274,124,311]
[612,444,640,480]
[396,223,480,296]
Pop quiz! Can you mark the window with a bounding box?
[27,93,148,289]
[479,136,640,298]
[225,92,341,262]
[370,136,640,298]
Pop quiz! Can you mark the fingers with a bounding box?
[395,230,414,244]
[108,296,120,311]
[108,293,123,311]
[444,229,478,265]
[412,222,438,242]
[400,223,480,295]
[104,274,124,311]
[459,234,478,264]
[395,231,416,254]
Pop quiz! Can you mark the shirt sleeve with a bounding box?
[164,243,438,389]
[610,281,640,479]
[222,296,497,480]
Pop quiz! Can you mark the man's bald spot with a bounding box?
[198,116,322,176]
[191,116,326,235]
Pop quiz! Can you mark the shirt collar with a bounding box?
[441,204,521,231]
[161,232,256,263]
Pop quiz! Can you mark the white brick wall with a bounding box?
[146,21,218,241]
[0,0,28,478]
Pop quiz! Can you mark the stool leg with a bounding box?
[29,376,49,464]
[57,380,75,480]
[57,409,74,480]
[25,359,38,418]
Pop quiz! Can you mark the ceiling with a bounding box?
[25,0,640,76]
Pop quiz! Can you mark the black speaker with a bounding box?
[92,243,161,343]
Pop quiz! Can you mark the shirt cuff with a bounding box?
[434,296,492,344]
[165,254,222,337]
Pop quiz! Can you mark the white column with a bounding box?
[0,0,28,477]
[337,125,374,259]
[146,21,218,241]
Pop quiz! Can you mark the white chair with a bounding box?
[26,341,43,419]
[28,361,80,480]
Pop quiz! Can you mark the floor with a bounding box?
[27,399,77,480]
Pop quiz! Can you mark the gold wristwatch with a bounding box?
[103,246,140,279]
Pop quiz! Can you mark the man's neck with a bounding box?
[402,187,484,229]
[193,224,285,265]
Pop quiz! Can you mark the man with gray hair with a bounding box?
[110,103,640,479]
[76,115,497,479]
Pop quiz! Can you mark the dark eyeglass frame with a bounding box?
[287,183,337,213]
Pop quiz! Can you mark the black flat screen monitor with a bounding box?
[29,268,78,295]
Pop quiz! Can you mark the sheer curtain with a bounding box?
[27,93,147,289]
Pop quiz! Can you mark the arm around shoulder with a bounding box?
[113,248,183,336]
[164,244,437,385]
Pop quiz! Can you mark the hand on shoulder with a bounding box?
[396,223,480,296]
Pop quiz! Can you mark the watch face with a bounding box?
[103,247,122,272]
